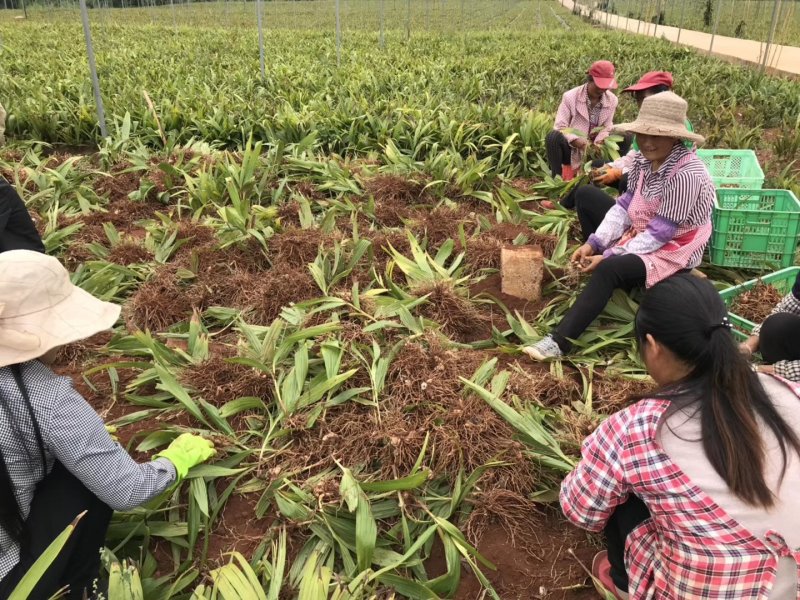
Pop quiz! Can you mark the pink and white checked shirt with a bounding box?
[561,377,800,599]
[554,83,618,170]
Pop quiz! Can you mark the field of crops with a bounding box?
[1,0,800,598]
[603,0,800,44]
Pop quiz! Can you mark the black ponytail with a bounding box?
[636,274,800,508]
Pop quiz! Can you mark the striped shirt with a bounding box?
[589,144,715,266]
[554,83,618,170]
[0,361,176,579]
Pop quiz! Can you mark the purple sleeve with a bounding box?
[609,216,678,257]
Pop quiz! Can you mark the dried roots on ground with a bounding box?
[729,282,783,324]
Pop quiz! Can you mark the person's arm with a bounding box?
[0,102,6,146]
[45,377,177,511]
[560,406,635,532]
[593,93,617,145]
[774,360,800,382]
[586,190,633,254]
[608,148,638,173]
[554,91,578,144]
[752,291,800,336]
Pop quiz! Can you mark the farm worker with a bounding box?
[545,71,696,223]
[0,251,215,599]
[0,180,45,253]
[544,60,620,183]
[523,92,712,361]
[741,270,800,382]
[560,274,800,600]
[0,102,5,145]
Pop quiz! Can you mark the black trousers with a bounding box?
[553,254,646,353]
[605,495,651,591]
[545,130,572,178]
[760,312,800,364]
[574,184,617,241]
[0,462,112,600]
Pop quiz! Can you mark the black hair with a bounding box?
[635,274,800,508]
[0,365,47,544]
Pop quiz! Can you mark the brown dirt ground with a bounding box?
[427,507,599,599]
[41,153,619,598]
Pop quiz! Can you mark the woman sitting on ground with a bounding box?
[524,92,712,361]
[741,269,800,382]
[0,250,215,599]
[545,60,619,182]
[561,274,800,600]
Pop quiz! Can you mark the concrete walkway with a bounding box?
[561,0,800,78]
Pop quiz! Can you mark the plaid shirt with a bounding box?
[554,83,618,170]
[753,290,800,382]
[561,380,800,599]
[0,361,176,579]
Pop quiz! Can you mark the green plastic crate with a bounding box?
[708,188,800,270]
[719,266,799,340]
[697,149,764,189]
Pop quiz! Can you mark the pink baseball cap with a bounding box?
[587,60,618,90]
[623,71,674,92]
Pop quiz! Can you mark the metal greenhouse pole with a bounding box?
[676,0,688,43]
[335,0,341,65]
[79,0,107,137]
[257,0,265,80]
[761,0,782,71]
[708,0,723,54]
[379,0,385,48]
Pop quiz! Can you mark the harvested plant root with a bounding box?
[415,281,491,340]
[730,282,783,324]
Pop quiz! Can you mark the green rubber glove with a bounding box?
[155,433,216,481]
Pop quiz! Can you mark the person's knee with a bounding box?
[545,130,565,145]
[574,185,593,211]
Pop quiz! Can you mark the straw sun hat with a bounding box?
[0,250,120,368]
[613,91,704,144]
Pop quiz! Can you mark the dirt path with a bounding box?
[562,0,800,78]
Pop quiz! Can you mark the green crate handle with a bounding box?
[718,267,800,340]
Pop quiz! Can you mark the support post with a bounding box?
[761,0,781,71]
[709,0,723,54]
[79,0,107,138]
[676,0,688,43]
[379,0,384,48]
[257,0,266,79]
[335,0,341,65]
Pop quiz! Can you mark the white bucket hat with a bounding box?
[613,91,704,144]
[0,250,120,367]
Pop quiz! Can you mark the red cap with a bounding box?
[587,60,618,90]
[623,71,674,92]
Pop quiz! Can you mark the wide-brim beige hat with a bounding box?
[613,91,705,144]
[0,250,120,368]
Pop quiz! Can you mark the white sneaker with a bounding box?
[522,335,564,361]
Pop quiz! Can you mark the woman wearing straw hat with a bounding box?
[0,250,215,599]
[524,92,714,361]
[544,60,621,183]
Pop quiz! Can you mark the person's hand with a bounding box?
[570,243,594,264]
[579,255,604,273]
[155,433,216,481]
[105,424,119,442]
[593,166,622,186]
[570,137,588,150]
[740,335,759,357]
[756,365,775,375]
